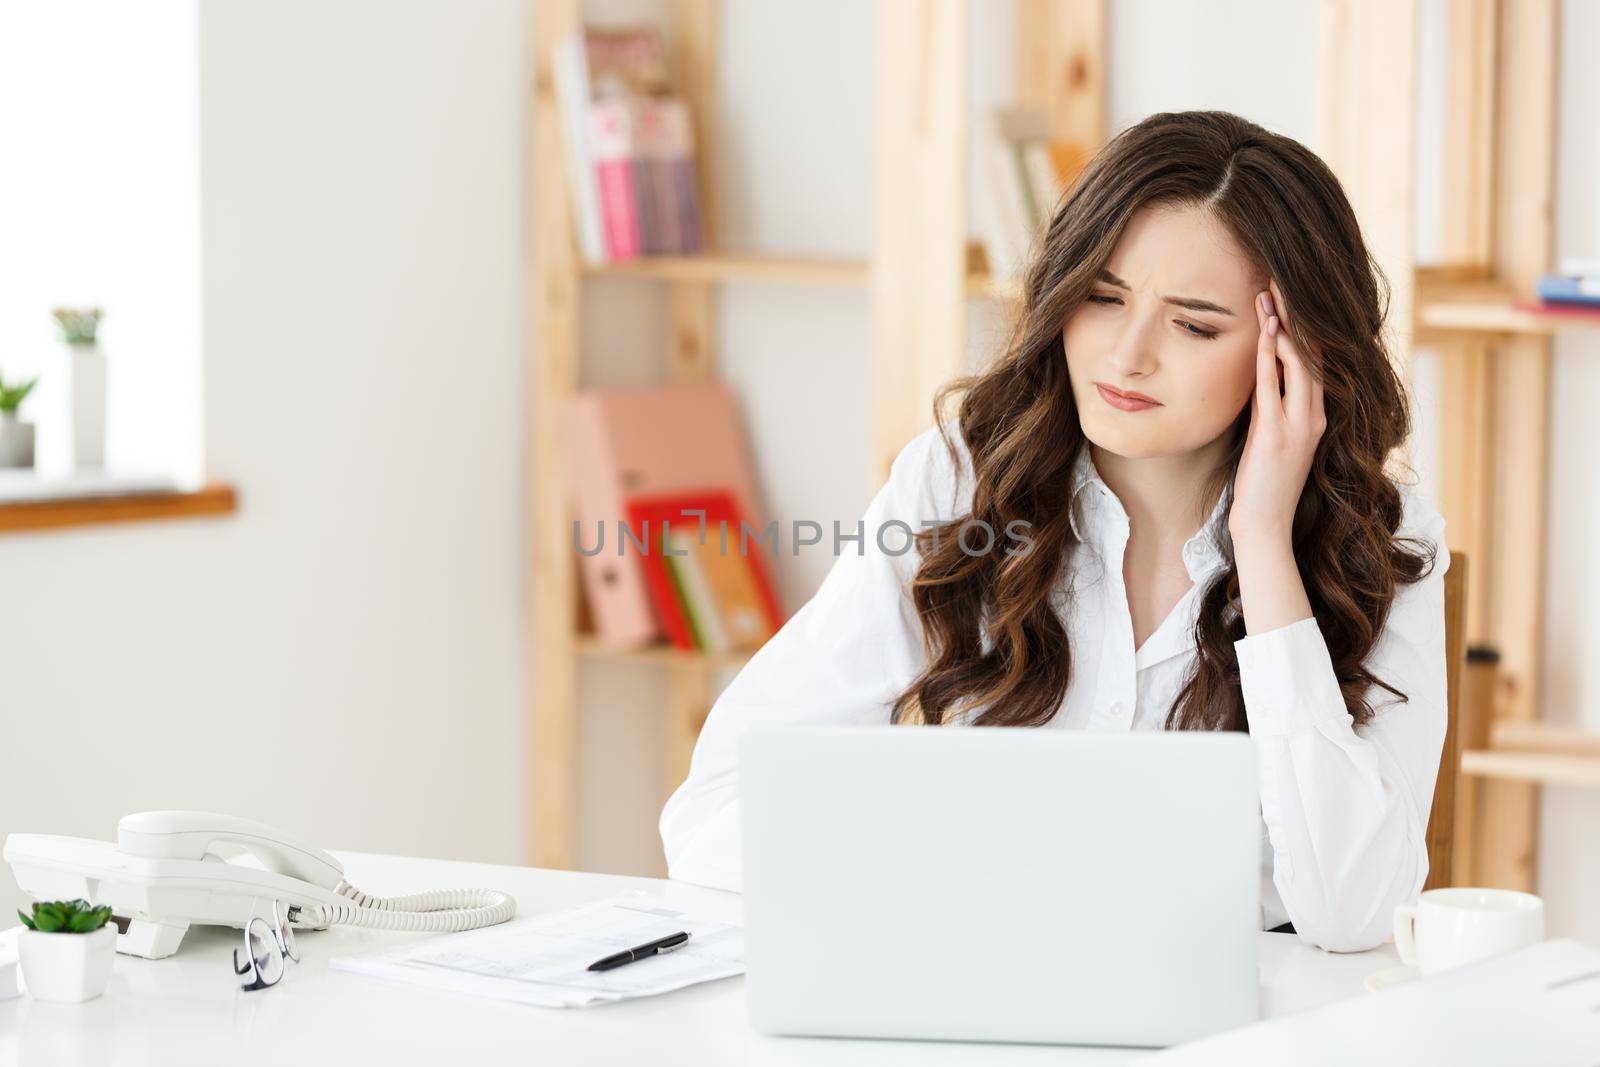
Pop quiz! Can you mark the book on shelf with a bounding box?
[1533,273,1600,310]
[627,491,784,654]
[552,25,705,265]
[973,106,1092,284]
[560,383,771,651]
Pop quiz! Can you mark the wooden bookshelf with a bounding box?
[527,0,1103,871]
[1329,0,1577,892]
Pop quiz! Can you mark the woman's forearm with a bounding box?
[1232,528,1315,636]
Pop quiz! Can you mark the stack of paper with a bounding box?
[1139,939,1600,1065]
[329,893,744,1008]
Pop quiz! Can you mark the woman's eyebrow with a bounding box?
[1097,270,1235,317]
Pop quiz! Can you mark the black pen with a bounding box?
[586,931,692,972]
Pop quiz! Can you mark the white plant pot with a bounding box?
[66,343,107,469]
[0,413,35,468]
[18,925,116,1003]
[34,342,107,474]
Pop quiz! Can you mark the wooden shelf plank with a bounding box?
[0,484,236,534]
[576,635,753,671]
[583,254,868,287]
[1460,749,1600,789]
[1416,277,1600,336]
[581,253,1024,303]
[1490,721,1600,756]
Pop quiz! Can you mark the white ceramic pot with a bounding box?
[33,342,107,474]
[66,344,106,469]
[0,413,35,468]
[18,925,116,1003]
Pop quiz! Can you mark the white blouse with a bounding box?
[659,425,1451,952]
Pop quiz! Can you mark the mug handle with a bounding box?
[1393,903,1418,966]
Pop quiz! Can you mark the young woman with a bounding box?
[658,110,1449,954]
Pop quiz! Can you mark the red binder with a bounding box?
[625,490,785,651]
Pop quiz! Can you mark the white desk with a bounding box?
[0,851,1398,1066]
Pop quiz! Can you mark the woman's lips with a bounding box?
[1095,383,1162,412]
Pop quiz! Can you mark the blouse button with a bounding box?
[1110,701,1127,717]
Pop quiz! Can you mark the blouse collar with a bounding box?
[1066,444,1231,583]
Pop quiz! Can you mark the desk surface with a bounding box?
[0,851,1398,1066]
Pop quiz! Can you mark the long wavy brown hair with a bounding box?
[892,110,1438,732]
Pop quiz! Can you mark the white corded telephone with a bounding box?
[3,811,516,959]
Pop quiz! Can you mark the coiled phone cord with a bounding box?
[298,879,516,933]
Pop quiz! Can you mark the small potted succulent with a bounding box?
[17,899,117,1003]
[51,306,107,469]
[0,372,39,468]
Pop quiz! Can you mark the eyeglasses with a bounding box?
[232,901,300,992]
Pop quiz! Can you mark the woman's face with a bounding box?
[1063,202,1265,460]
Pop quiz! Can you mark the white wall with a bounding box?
[0,0,527,920]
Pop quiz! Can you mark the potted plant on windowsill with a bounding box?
[0,373,39,468]
[51,306,106,469]
[17,899,117,1003]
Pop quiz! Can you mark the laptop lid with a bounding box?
[739,725,1261,1047]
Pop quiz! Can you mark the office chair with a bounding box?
[1423,550,1468,891]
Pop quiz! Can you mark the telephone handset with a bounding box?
[4,811,516,959]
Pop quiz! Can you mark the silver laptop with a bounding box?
[739,725,1261,1048]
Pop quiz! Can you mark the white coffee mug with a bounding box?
[1392,887,1545,975]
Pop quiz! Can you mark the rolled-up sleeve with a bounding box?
[658,427,961,891]
[1236,503,1451,952]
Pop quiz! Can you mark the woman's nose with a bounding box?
[1110,313,1159,377]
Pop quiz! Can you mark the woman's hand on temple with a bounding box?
[1228,278,1326,548]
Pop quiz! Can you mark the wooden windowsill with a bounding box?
[0,483,238,534]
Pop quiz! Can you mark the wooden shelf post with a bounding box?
[529,0,584,869]
[871,0,970,481]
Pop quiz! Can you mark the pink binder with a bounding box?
[561,383,768,649]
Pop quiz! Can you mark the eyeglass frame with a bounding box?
[232,900,301,992]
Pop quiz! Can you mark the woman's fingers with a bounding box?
[1265,279,1307,418]
[1255,291,1282,424]
[1265,278,1325,436]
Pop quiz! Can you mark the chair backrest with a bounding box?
[1423,550,1467,891]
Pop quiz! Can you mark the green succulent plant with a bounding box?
[52,307,103,346]
[17,898,114,934]
[0,374,38,415]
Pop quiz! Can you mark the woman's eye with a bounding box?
[1177,319,1220,340]
[1086,294,1122,305]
